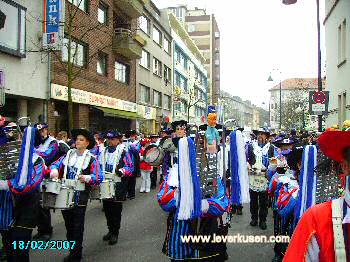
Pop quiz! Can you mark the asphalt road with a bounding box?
[31,178,275,262]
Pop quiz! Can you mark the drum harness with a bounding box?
[62,149,89,206]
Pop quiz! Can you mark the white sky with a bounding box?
[152,0,326,109]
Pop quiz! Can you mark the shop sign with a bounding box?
[51,84,137,112]
[137,104,156,120]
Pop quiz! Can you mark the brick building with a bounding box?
[49,0,146,133]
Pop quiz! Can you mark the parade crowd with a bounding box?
[0,113,349,262]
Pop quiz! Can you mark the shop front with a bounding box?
[50,84,137,133]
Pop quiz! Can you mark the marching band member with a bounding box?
[0,126,45,262]
[157,120,229,261]
[125,130,140,200]
[49,129,102,262]
[139,138,152,193]
[34,123,68,241]
[90,132,105,157]
[284,130,350,262]
[150,134,160,189]
[99,131,133,246]
[247,127,275,230]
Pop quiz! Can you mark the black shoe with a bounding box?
[33,233,52,241]
[250,220,258,227]
[127,196,135,200]
[259,221,267,230]
[237,209,243,215]
[103,232,112,241]
[108,234,118,245]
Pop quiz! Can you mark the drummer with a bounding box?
[139,138,152,193]
[34,122,68,242]
[125,130,140,200]
[0,126,46,261]
[48,129,102,262]
[99,130,133,246]
[150,134,160,189]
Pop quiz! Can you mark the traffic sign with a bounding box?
[309,91,329,115]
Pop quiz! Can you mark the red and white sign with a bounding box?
[309,91,329,115]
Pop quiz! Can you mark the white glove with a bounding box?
[79,175,91,183]
[50,169,59,179]
[201,199,209,214]
[0,180,9,191]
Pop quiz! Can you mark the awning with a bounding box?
[94,106,137,119]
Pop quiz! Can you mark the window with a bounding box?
[0,0,26,57]
[153,58,162,77]
[139,49,150,69]
[164,38,171,54]
[62,38,87,67]
[164,66,171,84]
[68,0,88,12]
[175,48,187,68]
[115,61,130,84]
[140,85,150,104]
[153,26,162,46]
[164,95,171,110]
[153,90,162,107]
[138,16,150,34]
[98,2,108,25]
[97,52,107,75]
[188,24,195,33]
[338,19,347,66]
[175,72,187,91]
[182,100,188,113]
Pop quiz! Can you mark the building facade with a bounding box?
[168,12,208,126]
[0,0,48,124]
[220,91,269,130]
[167,5,221,105]
[136,2,172,134]
[324,0,350,128]
[49,0,146,133]
[269,78,324,131]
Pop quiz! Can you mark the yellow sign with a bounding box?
[51,84,137,112]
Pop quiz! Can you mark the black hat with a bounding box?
[237,127,244,132]
[34,123,48,130]
[150,134,159,138]
[125,130,138,138]
[105,130,123,139]
[171,120,188,130]
[199,124,208,132]
[71,129,96,150]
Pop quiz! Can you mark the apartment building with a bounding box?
[136,2,172,134]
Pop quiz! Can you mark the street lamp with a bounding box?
[282,0,323,132]
[267,69,282,130]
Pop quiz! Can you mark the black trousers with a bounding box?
[1,227,32,262]
[150,167,157,188]
[249,190,268,222]
[61,205,87,259]
[273,211,292,260]
[127,175,136,198]
[37,205,52,235]
[102,200,123,235]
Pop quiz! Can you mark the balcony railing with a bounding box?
[113,28,142,59]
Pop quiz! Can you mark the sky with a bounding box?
[152,0,326,109]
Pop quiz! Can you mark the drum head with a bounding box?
[144,145,164,166]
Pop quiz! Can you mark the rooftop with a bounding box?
[269,78,326,91]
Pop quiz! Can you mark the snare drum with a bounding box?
[249,172,268,192]
[100,180,115,199]
[64,179,86,191]
[144,145,165,166]
[159,137,176,153]
[44,179,61,195]
[54,186,74,209]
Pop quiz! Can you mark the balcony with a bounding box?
[114,0,146,19]
[113,28,142,59]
